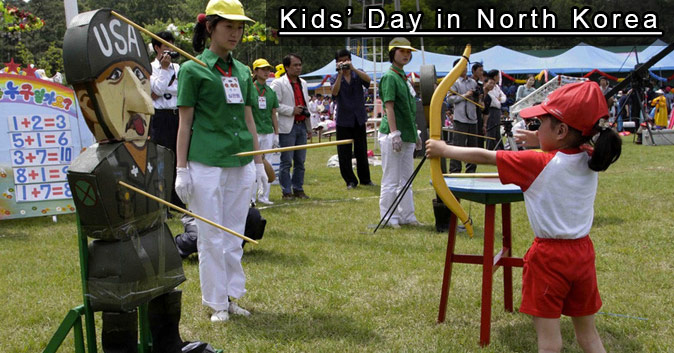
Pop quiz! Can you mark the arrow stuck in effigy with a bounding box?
[118,181,259,244]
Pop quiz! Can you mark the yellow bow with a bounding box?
[274,63,285,78]
[428,45,474,237]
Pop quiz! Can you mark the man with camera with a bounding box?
[270,53,312,200]
[150,31,184,208]
[330,49,374,189]
[446,58,479,174]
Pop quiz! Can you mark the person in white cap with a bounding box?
[250,58,279,205]
[175,0,260,322]
[377,37,422,229]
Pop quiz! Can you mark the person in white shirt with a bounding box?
[150,31,183,208]
[483,70,506,150]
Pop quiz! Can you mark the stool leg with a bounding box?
[437,213,458,323]
[502,203,513,312]
[480,204,496,347]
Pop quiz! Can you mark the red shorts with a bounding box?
[520,236,602,318]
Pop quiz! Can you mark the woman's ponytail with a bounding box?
[192,14,221,53]
[588,121,622,172]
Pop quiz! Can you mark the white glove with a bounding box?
[273,134,279,148]
[390,130,402,153]
[255,163,267,188]
[175,167,192,204]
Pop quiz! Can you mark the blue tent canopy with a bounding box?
[302,41,674,81]
[471,45,546,74]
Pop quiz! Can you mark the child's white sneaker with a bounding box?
[210,310,229,322]
[228,302,251,316]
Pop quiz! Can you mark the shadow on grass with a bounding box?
[593,215,626,227]
[233,310,382,345]
[243,248,310,266]
[494,316,644,352]
[0,231,30,241]
[181,247,310,267]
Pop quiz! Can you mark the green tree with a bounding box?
[14,41,34,67]
[36,42,63,77]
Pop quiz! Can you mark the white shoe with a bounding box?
[228,302,251,316]
[258,198,274,205]
[210,310,229,322]
[387,222,401,229]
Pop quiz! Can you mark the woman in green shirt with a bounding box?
[175,0,262,322]
[378,37,422,229]
[250,58,279,205]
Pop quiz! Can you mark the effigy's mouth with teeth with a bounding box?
[125,113,147,136]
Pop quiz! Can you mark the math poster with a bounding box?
[0,73,94,220]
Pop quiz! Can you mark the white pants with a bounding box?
[188,160,254,311]
[378,133,417,226]
[251,133,275,203]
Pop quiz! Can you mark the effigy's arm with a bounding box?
[428,45,474,237]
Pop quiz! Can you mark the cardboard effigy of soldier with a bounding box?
[63,9,212,353]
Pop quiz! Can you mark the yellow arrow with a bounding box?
[235,139,352,157]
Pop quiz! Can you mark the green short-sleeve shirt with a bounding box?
[251,81,279,135]
[379,66,417,143]
[177,49,257,167]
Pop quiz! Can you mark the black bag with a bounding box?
[243,207,266,247]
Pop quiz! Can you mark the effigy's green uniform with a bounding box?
[68,141,185,311]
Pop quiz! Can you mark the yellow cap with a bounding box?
[388,37,417,52]
[205,0,255,23]
[252,58,273,70]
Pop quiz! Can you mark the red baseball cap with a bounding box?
[519,81,608,136]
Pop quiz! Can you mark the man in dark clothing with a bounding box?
[330,49,374,189]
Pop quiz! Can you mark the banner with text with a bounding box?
[0,73,94,220]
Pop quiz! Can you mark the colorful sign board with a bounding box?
[0,73,94,220]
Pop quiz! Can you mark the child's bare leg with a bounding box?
[571,315,605,353]
[533,316,563,353]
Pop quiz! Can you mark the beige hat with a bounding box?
[388,37,417,52]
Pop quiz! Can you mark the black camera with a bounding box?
[337,63,350,71]
[163,50,179,59]
[300,106,311,118]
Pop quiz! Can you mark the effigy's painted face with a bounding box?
[76,61,153,147]
[64,9,154,147]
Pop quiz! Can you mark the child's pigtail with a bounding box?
[192,14,221,53]
[588,119,622,172]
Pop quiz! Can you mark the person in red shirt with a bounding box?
[427,81,621,353]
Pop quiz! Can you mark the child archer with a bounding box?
[426,81,621,353]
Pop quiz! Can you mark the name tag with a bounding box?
[406,80,416,97]
[221,76,244,104]
[258,96,267,109]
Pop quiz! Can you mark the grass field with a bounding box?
[1,136,672,352]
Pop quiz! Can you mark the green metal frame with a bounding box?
[42,215,152,353]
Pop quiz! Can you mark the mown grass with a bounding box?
[0,136,672,352]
